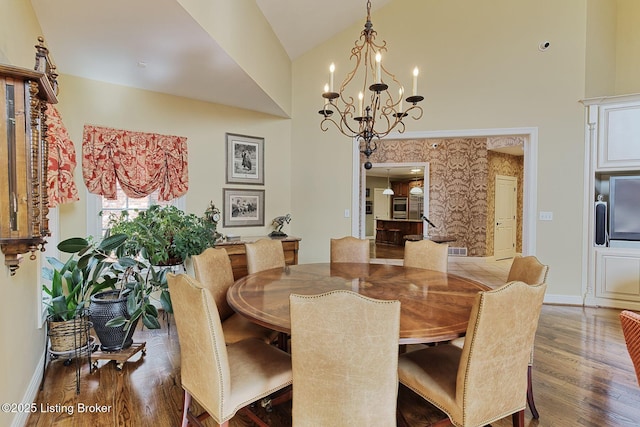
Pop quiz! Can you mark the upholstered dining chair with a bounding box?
[403,239,449,272]
[168,273,292,427]
[192,248,277,345]
[245,238,286,274]
[450,254,549,419]
[398,281,547,427]
[330,236,370,263]
[289,290,401,427]
[507,254,549,285]
[620,310,640,385]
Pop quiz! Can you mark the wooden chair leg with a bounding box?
[181,391,191,427]
[512,409,525,426]
[527,364,540,419]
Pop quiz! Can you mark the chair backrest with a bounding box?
[620,310,640,385]
[403,239,449,272]
[192,247,236,321]
[290,290,400,427]
[245,239,286,274]
[457,281,546,426]
[167,273,230,422]
[330,236,370,263]
[506,255,549,284]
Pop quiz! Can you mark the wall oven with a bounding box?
[393,197,408,219]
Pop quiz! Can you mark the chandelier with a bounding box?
[318,0,424,170]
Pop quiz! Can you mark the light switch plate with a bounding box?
[539,211,553,221]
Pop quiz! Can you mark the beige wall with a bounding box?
[585,0,617,97]
[292,0,589,298]
[615,0,640,94]
[55,74,292,240]
[0,2,49,426]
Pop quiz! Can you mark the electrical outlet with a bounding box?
[539,211,553,221]
[344,209,350,218]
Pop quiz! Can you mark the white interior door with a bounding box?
[494,175,517,260]
[373,188,391,220]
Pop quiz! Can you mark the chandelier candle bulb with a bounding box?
[324,83,329,94]
[399,87,404,112]
[358,92,364,116]
[376,52,382,83]
[330,63,335,92]
[412,67,419,96]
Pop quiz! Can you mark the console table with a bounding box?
[216,236,301,280]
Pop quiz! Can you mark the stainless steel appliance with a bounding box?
[393,197,408,219]
[408,194,424,220]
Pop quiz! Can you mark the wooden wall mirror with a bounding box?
[0,37,58,275]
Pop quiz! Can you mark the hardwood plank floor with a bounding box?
[27,305,640,426]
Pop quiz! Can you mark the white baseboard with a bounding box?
[11,352,45,427]
[543,294,584,306]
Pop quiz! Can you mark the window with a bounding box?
[87,183,185,238]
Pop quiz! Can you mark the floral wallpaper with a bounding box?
[365,137,523,257]
[368,138,488,256]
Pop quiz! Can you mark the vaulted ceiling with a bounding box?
[30,0,393,116]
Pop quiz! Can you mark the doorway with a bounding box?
[352,128,538,257]
[494,175,517,260]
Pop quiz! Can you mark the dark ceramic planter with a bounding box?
[90,290,138,351]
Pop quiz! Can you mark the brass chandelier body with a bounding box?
[319,0,424,169]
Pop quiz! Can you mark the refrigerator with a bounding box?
[408,194,424,220]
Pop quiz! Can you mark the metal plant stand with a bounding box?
[40,310,93,395]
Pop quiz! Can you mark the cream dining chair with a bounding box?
[192,247,277,344]
[245,238,286,274]
[168,273,292,427]
[403,239,449,272]
[398,281,547,427]
[330,236,370,263]
[450,254,548,419]
[290,290,401,426]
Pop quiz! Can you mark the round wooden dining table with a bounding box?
[227,263,490,345]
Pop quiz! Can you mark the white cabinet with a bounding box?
[597,101,640,169]
[595,248,640,303]
[582,94,640,309]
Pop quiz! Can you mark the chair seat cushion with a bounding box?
[398,344,462,422]
[224,338,292,418]
[223,313,278,344]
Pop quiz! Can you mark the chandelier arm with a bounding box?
[327,100,367,138]
[404,104,424,121]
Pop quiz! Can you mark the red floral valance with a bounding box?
[45,104,80,207]
[82,125,188,201]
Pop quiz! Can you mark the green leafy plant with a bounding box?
[106,204,216,266]
[42,234,126,322]
[42,234,171,331]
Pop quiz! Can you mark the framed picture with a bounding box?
[366,201,373,214]
[223,188,265,227]
[226,133,264,185]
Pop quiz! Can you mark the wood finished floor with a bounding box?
[27,261,640,426]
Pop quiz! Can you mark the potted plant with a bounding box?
[44,234,170,352]
[106,204,217,266]
[42,234,127,352]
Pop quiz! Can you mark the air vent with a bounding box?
[448,247,467,257]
